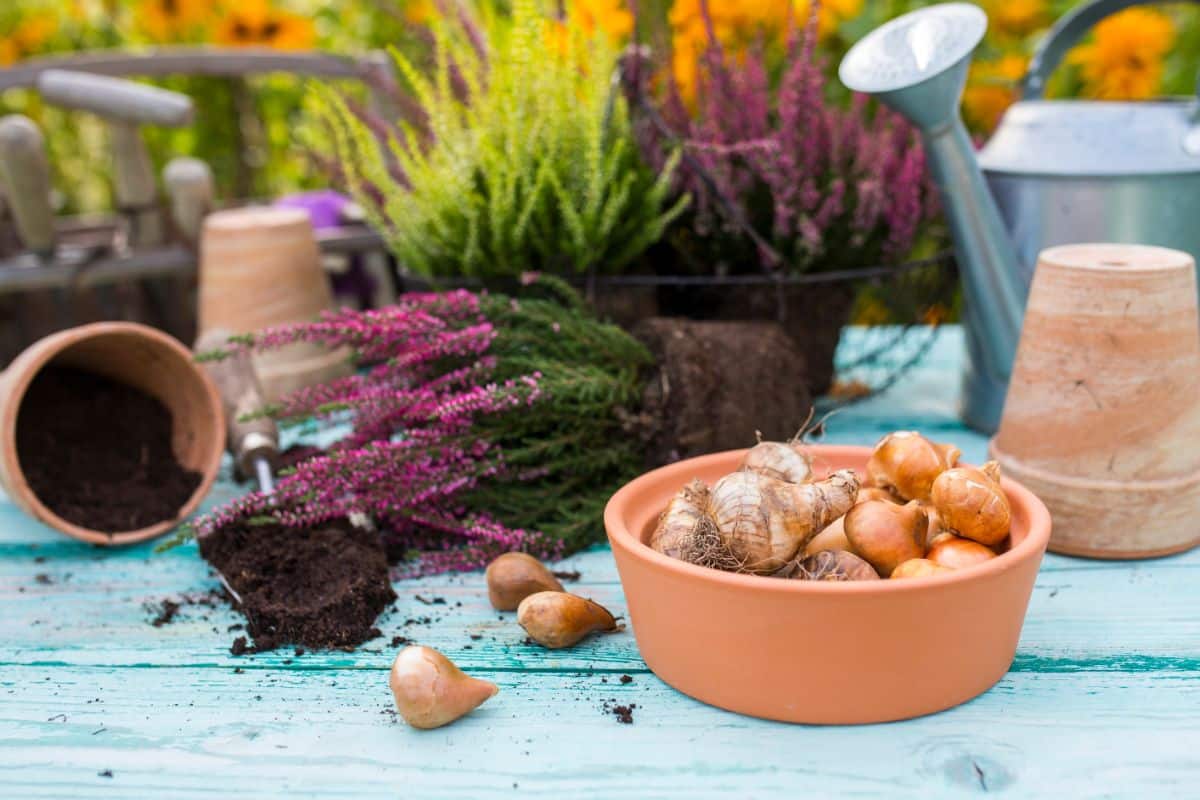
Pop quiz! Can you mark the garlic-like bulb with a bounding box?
[866,431,960,502]
[485,552,564,611]
[843,499,928,577]
[649,479,716,561]
[517,591,621,649]
[891,558,953,579]
[926,535,997,569]
[739,440,813,484]
[930,461,1011,546]
[707,469,859,574]
[389,646,499,729]
[804,514,852,556]
[777,549,879,581]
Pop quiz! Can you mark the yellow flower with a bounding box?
[984,0,1046,37]
[403,0,434,26]
[797,0,862,40]
[1068,8,1174,100]
[213,0,315,50]
[135,0,214,42]
[962,54,1027,134]
[546,0,634,57]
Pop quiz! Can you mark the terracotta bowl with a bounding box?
[0,322,224,545]
[605,446,1051,724]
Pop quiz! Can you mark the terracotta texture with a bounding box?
[0,322,224,545]
[198,206,349,403]
[990,244,1200,558]
[605,446,1050,724]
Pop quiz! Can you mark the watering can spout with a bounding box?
[840,3,1025,418]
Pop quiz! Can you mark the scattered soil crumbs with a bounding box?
[620,675,633,684]
[97,770,113,779]
[201,519,395,652]
[415,595,446,605]
[551,569,581,582]
[390,636,410,648]
[601,700,637,724]
[34,573,52,585]
[230,636,250,656]
[148,599,181,627]
[16,366,201,532]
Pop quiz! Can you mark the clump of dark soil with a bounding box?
[200,519,395,652]
[148,599,181,627]
[601,700,637,724]
[16,366,201,532]
[635,318,813,465]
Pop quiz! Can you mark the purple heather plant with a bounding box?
[630,5,933,272]
[184,283,652,577]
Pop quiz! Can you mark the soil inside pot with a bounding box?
[15,366,202,532]
[199,519,396,652]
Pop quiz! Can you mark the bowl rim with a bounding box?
[604,445,1052,594]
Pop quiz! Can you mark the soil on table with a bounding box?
[16,366,202,532]
[635,318,814,466]
[199,519,396,652]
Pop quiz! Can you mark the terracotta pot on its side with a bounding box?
[198,206,350,404]
[991,243,1200,558]
[0,322,224,545]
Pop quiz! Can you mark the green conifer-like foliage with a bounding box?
[318,0,686,279]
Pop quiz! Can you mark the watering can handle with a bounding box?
[1022,0,1200,99]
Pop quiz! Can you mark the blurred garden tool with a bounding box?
[0,115,55,258]
[194,328,279,495]
[36,69,193,248]
[840,0,1200,433]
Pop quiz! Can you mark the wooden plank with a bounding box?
[1,664,1196,799]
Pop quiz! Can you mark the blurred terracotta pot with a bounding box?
[991,243,1200,558]
[198,206,349,403]
[0,322,224,545]
[605,446,1050,724]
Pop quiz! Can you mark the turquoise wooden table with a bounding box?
[2,327,1197,798]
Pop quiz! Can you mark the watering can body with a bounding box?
[842,0,1200,432]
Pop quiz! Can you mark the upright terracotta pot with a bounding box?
[198,206,349,403]
[991,243,1200,558]
[0,322,224,545]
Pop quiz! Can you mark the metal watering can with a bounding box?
[840,0,1200,432]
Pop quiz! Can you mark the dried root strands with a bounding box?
[926,535,997,569]
[930,461,1011,547]
[650,479,715,561]
[708,469,860,574]
[739,440,813,484]
[486,553,564,611]
[776,550,880,581]
[517,591,621,649]
[390,646,499,729]
[866,431,961,502]
[891,558,953,579]
[844,499,928,577]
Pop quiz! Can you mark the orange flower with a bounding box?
[984,0,1047,37]
[545,0,633,62]
[213,0,315,50]
[1068,8,1174,100]
[962,54,1027,134]
[0,12,59,65]
[135,0,214,42]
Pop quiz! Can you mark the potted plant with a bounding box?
[627,4,937,394]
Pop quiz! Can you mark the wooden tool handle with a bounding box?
[36,70,193,127]
[163,157,214,243]
[194,329,279,474]
[0,115,55,255]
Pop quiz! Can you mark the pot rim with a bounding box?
[0,321,224,546]
[604,445,1052,594]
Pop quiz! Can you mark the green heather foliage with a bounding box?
[318,0,686,279]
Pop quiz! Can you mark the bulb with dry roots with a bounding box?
[389,645,499,729]
[707,469,860,574]
[891,558,953,579]
[866,431,960,502]
[926,535,997,569]
[776,549,879,581]
[517,591,621,649]
[930,461,1011,547]
[844,499,928,577]
[486,552,564,611]
[649,479,717,563]
[739,440,813,484]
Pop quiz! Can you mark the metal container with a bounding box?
[842,0,1200,432]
